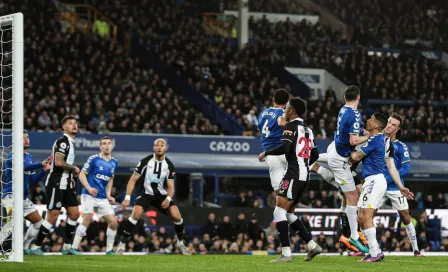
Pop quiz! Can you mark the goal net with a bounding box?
[0,13,24,262]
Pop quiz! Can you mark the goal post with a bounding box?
[0,12,24,263]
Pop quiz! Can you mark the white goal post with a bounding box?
[0,12,24,263]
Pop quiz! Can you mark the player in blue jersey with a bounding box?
[68,136,118,255]
[0,131,52,254]
[350,113,413,262]
[326,85,370,252]
[258,89,290,191]
[378,113,423,257]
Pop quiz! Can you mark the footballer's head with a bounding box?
[384,112,403,137]
[344,85,360,103]
[366,112,388,132]
[285,97,307,121]
[24,130,30,150]
[61,115,78,135]
[273,89,290,108]
[153,138,168,157]
[100,136,113,156]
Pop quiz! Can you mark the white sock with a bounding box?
[24,219,43,249]
[307,240,317,251]
[282,247,291,257]
[72,224,87,250]
[364,227,380,257]
[405,222,419,252]
[346,206,359,240]
[0,221,12,244]
[106,227,117,252]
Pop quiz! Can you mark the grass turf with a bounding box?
[1,255,447,272]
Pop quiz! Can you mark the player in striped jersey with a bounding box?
[117,139,190,255]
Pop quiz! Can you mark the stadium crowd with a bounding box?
[2,0,447,142]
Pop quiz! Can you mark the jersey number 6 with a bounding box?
[297,137,312,159]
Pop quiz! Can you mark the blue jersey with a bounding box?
[334,106,363,157]
[359,133,392,178]
[258,107,285,152]
[2,152,46,199]
[384,140,411,191]
[81,154,118,199]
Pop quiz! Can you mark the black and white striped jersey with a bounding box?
[282,118,316,181]
[134,154,175,196]
[45,134,76,190]
[385,136,395,158]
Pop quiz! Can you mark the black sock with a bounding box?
[277,221,290,248]
[64,222,77,244]
[34,224,52,247]
[120,220,136,243]
[175,222,185,241]
[340,212,351,237]
[290,218,312,243]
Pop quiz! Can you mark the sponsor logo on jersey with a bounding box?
[95,174,111,181]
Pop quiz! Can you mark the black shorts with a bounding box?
[278,178,308,201]
[46,184,78,210]
[135,194,175,215]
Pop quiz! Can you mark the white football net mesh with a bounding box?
[0,14,15,260]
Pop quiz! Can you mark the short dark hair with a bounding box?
[273,89,290,105]
[373,112,388,130]
[345,85,360,101]
[289,97,307,117]
[390,112,403,127]
[61,115,77,127]
[100,136,112,144]
[24,130,28,134]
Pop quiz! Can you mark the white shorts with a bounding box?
[327,141,355,192]
[378,190,409,211]
[358,174,387,209]
[266,155,287,190]
[81,194,115,218]
[1,195,37,218]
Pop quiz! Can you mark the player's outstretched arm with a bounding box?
[349,133,370,146]
[386,158,414,200]
[122,173,140,209]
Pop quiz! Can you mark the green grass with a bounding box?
[0,255,447,272]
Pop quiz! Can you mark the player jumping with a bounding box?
[326,85,370,253]
[259,97,322,263]
[30,116,81,255]
[69,136,118,255]
[379,113,423,257]
[258,88,290,193]
[350,113,413,262]
[0,131,52,254]
[117,139,191,255]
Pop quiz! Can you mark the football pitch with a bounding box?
[1,255,448,272]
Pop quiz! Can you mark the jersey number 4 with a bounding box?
[153,162,162,179]
[297,137,312,159]
[262,120,270,137]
